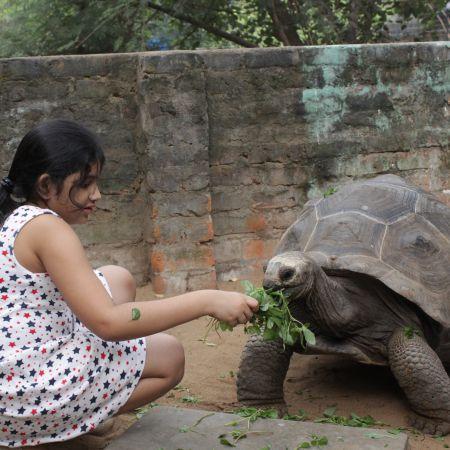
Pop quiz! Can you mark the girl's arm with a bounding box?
[25,214,257,341]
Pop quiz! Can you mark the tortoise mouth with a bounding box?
[262,283,306,302]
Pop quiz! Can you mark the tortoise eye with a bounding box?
[279,267,295,282]
[262,262,268,273]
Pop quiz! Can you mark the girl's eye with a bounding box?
[80,178,96,188]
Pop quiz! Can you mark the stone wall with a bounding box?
[0,43,448,294]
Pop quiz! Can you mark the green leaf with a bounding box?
[263,327,279,341]
[323,186,338,197]
[245,325,261,334]
[302,326,316,345]
[242,280,254,293]
[323,407,336,418]
[219,321,234,331]
[219,437,236,447]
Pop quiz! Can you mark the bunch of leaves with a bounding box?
[220,407,278,447]
[181,394,200,404]
[219,429,272,447]
[403,326,422,339]
[315,407,383,428]
[323,186,338,197]
[133,402,158,420]
[283,409,308,421]
[296,434,329,448]
[218,429,248,447]
[178,412,214,435]
[204,281,316,349]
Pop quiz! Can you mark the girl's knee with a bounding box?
[98,265,136,302]
[145,334,185,385]
[162,334,185,383]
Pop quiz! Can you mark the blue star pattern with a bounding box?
[0,206,146,447]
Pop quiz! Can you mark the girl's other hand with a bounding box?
[207,290,259,327]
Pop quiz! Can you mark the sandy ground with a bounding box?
[11,283,449,450]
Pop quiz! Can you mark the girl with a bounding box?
[0,119,258,447]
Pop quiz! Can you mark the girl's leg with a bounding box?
[97,265,136,305]
[97,265,185,413]
[116,333,185,414]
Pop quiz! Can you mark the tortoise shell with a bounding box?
[275,175,450,326]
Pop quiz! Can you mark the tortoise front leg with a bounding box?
[237,334,293,414]
[388,328,450,435]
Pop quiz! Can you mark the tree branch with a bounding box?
[146,1,258,48]
[267,0,303,46]
[74,4,128,51]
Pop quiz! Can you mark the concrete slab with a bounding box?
[107,405,409,450]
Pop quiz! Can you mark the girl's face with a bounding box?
[35,163,102,225]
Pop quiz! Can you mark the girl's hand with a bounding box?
[207,290,259,327]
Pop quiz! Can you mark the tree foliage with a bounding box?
[0,0,447,58]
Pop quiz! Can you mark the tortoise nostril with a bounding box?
[279,267,295,282]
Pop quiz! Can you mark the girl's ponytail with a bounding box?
[0,176,26,223]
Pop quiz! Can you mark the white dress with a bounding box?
[0,205,146,447]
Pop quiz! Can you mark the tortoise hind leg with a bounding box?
[388,328,450,435]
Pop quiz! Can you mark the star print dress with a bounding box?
[0,205,147,447]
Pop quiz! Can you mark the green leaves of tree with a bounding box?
[0,0,446,57]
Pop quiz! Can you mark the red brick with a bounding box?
[152,274,166,294]
[243,240,264,259]
[246,214,266,232]
[150,250,165,273]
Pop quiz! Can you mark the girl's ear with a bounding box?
[35,174,56,200]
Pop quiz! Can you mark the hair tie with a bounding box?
[0,177,14,194]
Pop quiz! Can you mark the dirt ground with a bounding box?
[134,283,450,450]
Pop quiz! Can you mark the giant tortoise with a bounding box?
[237,174,450,434]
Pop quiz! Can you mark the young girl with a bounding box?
[0,119,258,447]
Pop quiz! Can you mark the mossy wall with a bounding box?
[1,43,448,293]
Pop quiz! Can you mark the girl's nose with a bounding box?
[90,185,101,201]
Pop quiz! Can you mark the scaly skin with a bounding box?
[388,328,450,435]
[237,334,293,414]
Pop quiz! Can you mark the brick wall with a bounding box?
[0,43,448,293]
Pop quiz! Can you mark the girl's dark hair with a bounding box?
[0,119,105,223]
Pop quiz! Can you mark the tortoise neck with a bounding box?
[306,265,351,338]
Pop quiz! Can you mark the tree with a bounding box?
[0,0,447,58]
[146,0,448,47]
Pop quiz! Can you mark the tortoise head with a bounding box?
[263,251,316,299]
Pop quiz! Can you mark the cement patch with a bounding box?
[107,405,409,450]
